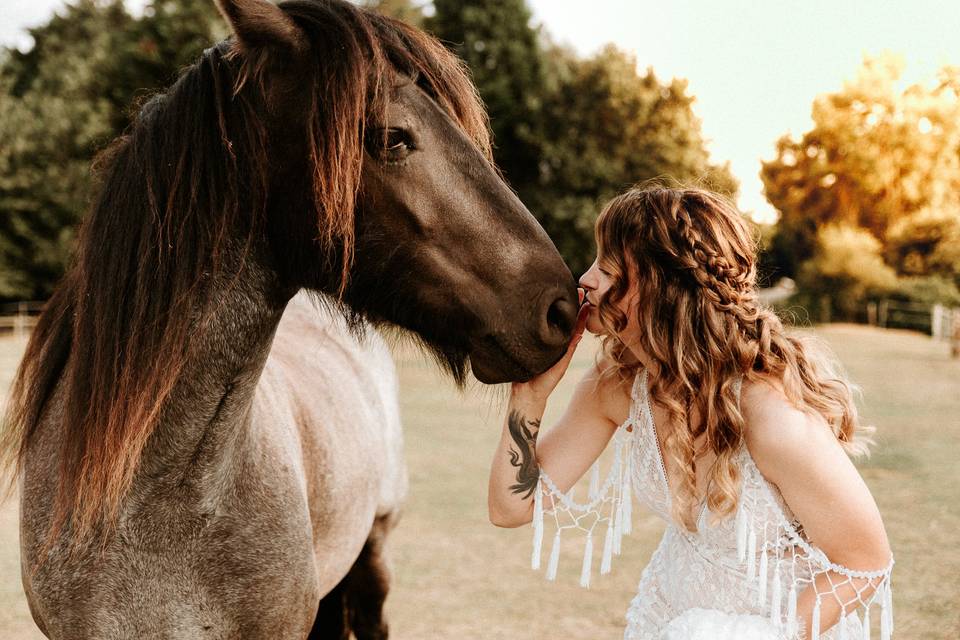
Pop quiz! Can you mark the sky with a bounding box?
[4,0,960,223]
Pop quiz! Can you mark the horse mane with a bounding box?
[1,0,491,546]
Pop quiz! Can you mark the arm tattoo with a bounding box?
[507,410,541,499]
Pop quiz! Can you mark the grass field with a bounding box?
[0,324,957,639]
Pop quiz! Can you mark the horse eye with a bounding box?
[384,128,409,150]
[366,127,415,162]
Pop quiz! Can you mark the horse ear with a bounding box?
[214,0,306,53]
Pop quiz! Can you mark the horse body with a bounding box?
[21,292,404,639]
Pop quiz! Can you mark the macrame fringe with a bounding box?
[546,529,561,581]
[746,529,757,580]
[588,461,600,500]
[579,534,593,588]
[621,482,633,535]
[756,550,768,606]
[769,561,782,625]
[811,596,821,640]
[735,503,747,562]
[600,519,614,575]
[529,416,637,588]
[531,480,544,570]
[786,584,798,638]
[881,581,893,640]
[613,494,623,557]
[723,469,895,640]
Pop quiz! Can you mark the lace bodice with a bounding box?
[533,370,894,640]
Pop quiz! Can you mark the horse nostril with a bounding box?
[545,294,576,339]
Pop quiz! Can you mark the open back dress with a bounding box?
[532,370,894,640]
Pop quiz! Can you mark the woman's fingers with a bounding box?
[573,300,590,340]
[513,289,590,399]
[559,305,590,365]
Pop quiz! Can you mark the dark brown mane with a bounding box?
[1,0,491,545]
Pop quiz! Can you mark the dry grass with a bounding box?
[0,325,956,638]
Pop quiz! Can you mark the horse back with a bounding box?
[253,292,406,593]
[17,293,405,638]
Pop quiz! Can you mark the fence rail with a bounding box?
[0,301,44,338]
[867,299,960,357]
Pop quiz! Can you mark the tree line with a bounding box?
[762,53,960,318]
[0,0,735,301]
[2,1,958,321]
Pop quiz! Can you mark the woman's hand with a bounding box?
[511,288,591,407]
[489,290,616,528]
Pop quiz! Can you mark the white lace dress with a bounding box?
[533,370,894,640]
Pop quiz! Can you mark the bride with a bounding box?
[487,185,893,639]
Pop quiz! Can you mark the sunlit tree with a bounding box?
[762,53,960,281]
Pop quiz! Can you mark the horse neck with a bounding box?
[129,239,296,508]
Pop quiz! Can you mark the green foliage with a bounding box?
[531,44,736,275]
[762,53,960,282]
[426,0,546,195]
[0,0,223,301]
[358,0,425,26]
[890,275,960,306]
[0,0,737,299]
[796,224,898,320]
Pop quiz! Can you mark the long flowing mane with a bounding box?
[1,0,490,545]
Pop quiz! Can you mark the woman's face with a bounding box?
[578,254,639,337]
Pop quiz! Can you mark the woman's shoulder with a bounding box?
[576,352,636,425]
[739,375,839,484]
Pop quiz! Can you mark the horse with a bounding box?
[0,0,578,638]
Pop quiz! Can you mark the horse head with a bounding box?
[215,0,578,384]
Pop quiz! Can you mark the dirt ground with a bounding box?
[0,325,957,638]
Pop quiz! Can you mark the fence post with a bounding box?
[15,302,27,339]
[952,309,960,359]
[867,302,877,326]
[878,299,889,328]
[932,304,944,339]
[818,295,831,324]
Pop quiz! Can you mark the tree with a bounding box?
[426,0,546,197]
[0,0,738,298]
[796,223,898,320]
[531,44,737,274]
[761,53,960,280]
[0,0,223,301]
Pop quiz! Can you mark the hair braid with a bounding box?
[594,184,870,531]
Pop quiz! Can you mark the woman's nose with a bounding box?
[579,271,595,290]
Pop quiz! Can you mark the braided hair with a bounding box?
[592,185,869,531]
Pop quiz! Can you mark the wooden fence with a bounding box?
[867,299,960,357]
[0,301,44,338]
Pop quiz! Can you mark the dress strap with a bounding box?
[627,369,645,424]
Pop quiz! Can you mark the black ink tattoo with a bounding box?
[507,410,541,499]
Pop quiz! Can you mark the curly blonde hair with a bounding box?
[592,185,870,531]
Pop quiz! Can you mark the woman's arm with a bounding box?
[488,297,622,528]
[488,361,622,527]
[742,382,892,636]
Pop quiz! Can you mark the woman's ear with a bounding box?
[214,0,306,54]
